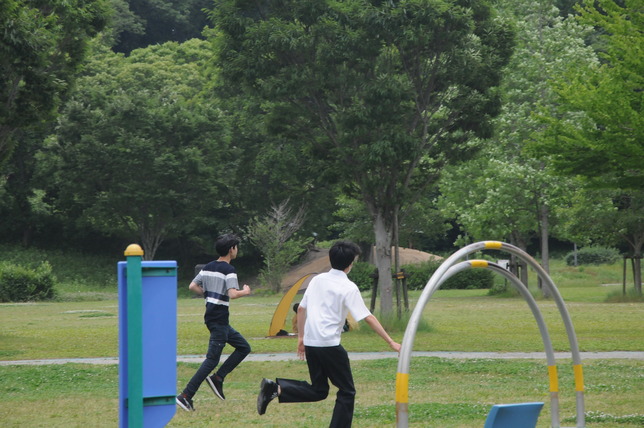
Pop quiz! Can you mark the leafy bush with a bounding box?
[350,260,493,291]
[0,262,57,302]
[565,246,620,266]
[402,260,494,290]
[349,261,377,292]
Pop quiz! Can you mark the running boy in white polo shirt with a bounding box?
[257,240,401,427]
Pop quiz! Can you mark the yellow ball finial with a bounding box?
[124,244,144,256]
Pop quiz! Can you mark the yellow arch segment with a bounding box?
[395,372,409,403]
[268,274,315,336]
[470,260,489,268]
[484,241,503,249]
[574,364,585,392]
[548,365,559,392]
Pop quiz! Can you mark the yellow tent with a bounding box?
[267,273,358,336]
[268,274,315,337]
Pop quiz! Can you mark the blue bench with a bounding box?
[484,402,545,428]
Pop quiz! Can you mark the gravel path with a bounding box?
[2,351,642,366]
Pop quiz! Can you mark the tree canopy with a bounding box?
[533,0,643,190]
[43,40,233,259]
[210,0,514,313]
[0,0,110,163]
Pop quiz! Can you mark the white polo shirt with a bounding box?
[300,269,371,347]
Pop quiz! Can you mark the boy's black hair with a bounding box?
[215,233,240,257]
[329,240,361,271]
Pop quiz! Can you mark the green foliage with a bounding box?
[533,0,643,190]
[247,200,308,292]
[604,288,644,303]
[403,260,494,290]
[350,260,493,291]
[211,0,514,313]
[111,0,211,54]
[439,0,596,252]
[348,261,377,292]
[0,0,110,163]
[565,246,620,266]
[0,261,56,302]
[45,39,232,259]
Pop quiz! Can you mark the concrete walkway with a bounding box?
[1,351,642,366]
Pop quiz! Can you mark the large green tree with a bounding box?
[535,0,643,190]
[0,0,109,164]
[440,0,597,293]
[43,40,233,259]
[211,0,513,314]
[533,0,643,293]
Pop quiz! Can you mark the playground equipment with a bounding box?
[118,244,178,427]
[268,273,316,336]
[484,402,545,428]
[395,241,585,428]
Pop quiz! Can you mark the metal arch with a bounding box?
[395,241,585,428]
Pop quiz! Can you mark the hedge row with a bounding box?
[565,246,621,266]
[0,262,57,302]
[349,260,493,292]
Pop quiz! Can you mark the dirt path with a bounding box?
[2,351,642,366]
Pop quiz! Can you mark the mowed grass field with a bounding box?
[0,250,642,427]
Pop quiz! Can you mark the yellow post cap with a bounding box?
[124,244,144,257]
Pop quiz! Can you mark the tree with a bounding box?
[247,200,308,292]
[111,0,212,53]
[0,0,109,164]
[533,0,643,293]
[440,0,598,293]
[211,0,513,314]
[43,40,233,259]
[534,0,643,190]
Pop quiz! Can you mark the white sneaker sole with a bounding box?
[206,376,225,400]
[176,397,193,412]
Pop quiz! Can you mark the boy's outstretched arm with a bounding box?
[364,314,401,352]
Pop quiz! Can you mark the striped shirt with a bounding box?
[193,260,239,326]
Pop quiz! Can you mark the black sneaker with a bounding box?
[176,393,194,412]
[257,378,278,415]
[206,374,225,400]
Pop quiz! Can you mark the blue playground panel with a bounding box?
[118,260,177,427]
[483,402,545,428]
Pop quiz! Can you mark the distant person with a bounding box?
[257,240,401,427]
[176,234,252,412]
[291,302,299,334]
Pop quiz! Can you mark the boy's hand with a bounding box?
[242,284,251,295]
[390,341,401,353]
[297,338,306,360]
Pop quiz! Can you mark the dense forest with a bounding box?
[1,0,642,305]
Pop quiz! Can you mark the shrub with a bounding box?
[565,246,620,266]
[0,262,57,302]
[403,260,494,290]
[349,261,377,292]
[351,260,494,292]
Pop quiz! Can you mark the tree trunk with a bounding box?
[539,203,551,298]
[373,211,394,315]
[511,232,529,287]
[632,240,642,296]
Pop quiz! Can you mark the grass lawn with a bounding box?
[0,358,642,427]
[0,248,642,426]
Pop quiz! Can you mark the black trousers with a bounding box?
[183,324,250,397]
[277,345,356,428]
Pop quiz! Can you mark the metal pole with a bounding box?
[125,244,144,428]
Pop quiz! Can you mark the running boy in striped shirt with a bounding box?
[176,233,252,411]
